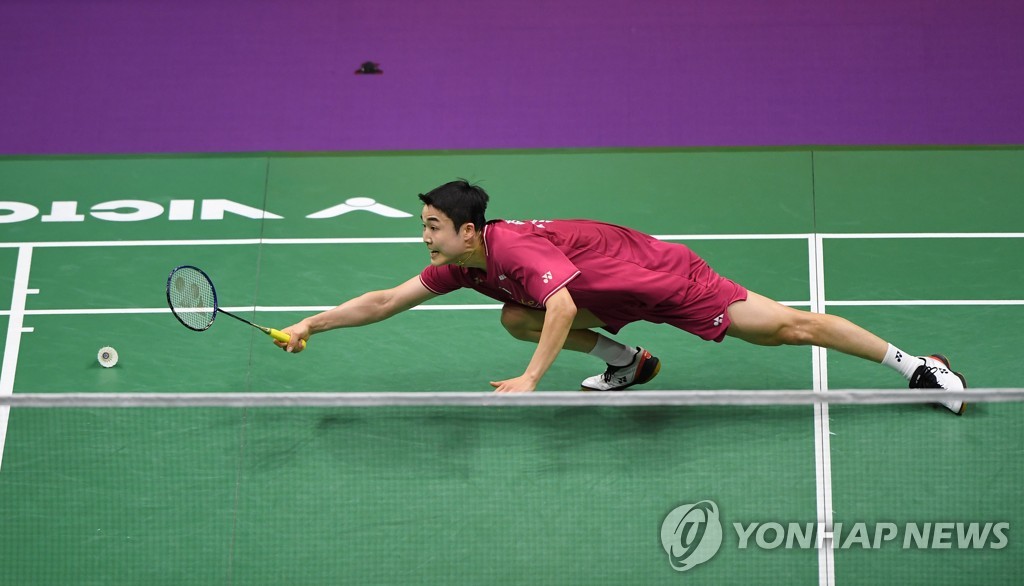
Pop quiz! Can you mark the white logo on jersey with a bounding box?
[503,219,552,228]
[542,271,553,284]
[713,314,724,327]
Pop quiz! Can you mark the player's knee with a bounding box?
[777,325,813,346]
[776,315,819,346]
[500,304,539,340]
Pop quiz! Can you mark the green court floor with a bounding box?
[0,148,1022,584]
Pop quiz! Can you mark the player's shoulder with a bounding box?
[484,218,555,243]
[420,261,473,286]
[486,218,583,233]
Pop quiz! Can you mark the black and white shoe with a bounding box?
[909,354,968,415]
[580,347,661,391]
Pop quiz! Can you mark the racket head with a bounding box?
[166,265,218,331]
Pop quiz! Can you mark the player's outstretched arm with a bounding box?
[490,287,577,393]
[276,276,437,352]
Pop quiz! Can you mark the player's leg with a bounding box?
[723,290,887,361]
[725,290,966,414]
[499,303,660,390]
[499,303,605,351]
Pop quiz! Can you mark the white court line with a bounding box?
[4,305,504,316]
[2,235,801,248]
[2,238,267,248]
[809,235,835,586]
[2,231,1022,249]
[653,234,810,240]
[819,232,1024,239]
[0,238,419,248]
[0,235,807,248]
[20,299,1024,318]
[826,300,1024,306]
[0,245,34,472]
[0,301,815,318]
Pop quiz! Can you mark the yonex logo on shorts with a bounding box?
[660,500,723,572]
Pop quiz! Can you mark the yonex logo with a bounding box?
[541,271,553,284]
[661,500,723,572]
[713,314,724,327]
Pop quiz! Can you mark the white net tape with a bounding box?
[2,389,1023,408]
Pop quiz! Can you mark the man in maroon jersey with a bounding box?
[278,180,966,414]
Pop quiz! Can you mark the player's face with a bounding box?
[421,205,471,266]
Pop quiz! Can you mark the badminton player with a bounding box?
[277,180,967,414]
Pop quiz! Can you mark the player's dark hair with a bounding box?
[418,179,489,232]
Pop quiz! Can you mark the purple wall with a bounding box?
[1,0,1022,155]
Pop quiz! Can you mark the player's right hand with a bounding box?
[276,321,311,353]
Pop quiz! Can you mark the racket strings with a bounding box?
[167,266,217,330]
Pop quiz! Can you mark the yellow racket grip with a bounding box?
[268,328,307,350]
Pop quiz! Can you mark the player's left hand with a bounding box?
[489,376,537,393]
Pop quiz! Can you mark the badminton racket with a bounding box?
[166,265,306,349]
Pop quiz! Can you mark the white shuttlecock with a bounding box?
[97,346,119,368]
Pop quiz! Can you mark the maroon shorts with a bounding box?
[662,273,748,342]
[626,256,748,343]
[593,257,749,342]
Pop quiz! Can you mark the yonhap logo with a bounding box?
[657,499,1009,573]
[660,500,723,572]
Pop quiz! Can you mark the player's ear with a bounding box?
[460,222,477,240]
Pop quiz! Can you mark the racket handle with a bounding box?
[268,328,307,349]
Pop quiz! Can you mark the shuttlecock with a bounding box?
[97,346,119,368]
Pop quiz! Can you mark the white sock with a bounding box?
[589,336,636,367]
[882,344,924,379]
